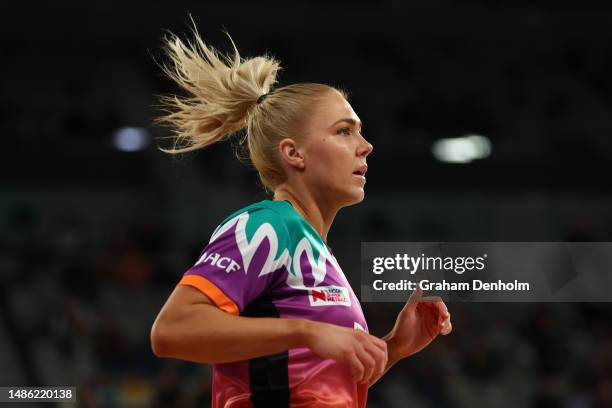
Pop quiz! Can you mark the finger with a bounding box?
[441,321,452,335]
[365,337,388,366]
[441,315,452,335]
[421,303,452,335]
[416,303,442,337]
[421,295,443,302]
[355,332,383,384]
[368,336,389,385]
[367,334,388,354]
[355,346,376,384]
[364,342,387,386]
[356,330,386,352]
[348,352,365,383]
[404,285,422,313]
[419,301,442,321]
[421,296,448,313]
[420,297,450,322]
[435,301,450,325]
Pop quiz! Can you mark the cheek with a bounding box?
[314,137,354,161]
[309,140,351,176]
[311,138,336,156]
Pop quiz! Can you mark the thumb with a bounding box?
[403,284,422,314]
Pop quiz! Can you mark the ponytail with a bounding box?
[155,20,344,191]
[155,23,280,154]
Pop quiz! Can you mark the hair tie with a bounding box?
[256,93,269,105]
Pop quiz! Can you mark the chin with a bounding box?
[341,188,366,207]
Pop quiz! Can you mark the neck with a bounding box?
[273,184,339,243]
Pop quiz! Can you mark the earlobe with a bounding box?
[293,154,306,170]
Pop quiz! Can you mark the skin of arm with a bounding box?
[151,285,310,363]
[151,285,388,384]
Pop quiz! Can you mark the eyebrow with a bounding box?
[330,118,363,129]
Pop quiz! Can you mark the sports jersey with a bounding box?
[178,199,369,408]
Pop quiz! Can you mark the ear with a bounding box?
[278,138,305,170]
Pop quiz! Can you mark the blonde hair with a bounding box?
[154,23,346,190]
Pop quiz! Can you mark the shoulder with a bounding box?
[210,200,297,245]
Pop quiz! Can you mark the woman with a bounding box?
[150,25,452,408]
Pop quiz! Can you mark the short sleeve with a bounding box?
[178,207,292,315]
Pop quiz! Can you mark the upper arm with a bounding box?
[177,208,291,314]
[151,207,291,358]
[151,285,215,356]
[164,284,214,310]
[153,285,214,328]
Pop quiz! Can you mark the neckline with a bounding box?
[271,199,334,254]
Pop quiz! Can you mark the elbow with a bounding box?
[150,317,216,364]
[150,304,219,363]
[150,319,172,358]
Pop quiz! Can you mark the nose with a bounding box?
[357,135,373,157]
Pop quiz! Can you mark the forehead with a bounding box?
[311,91,361,129]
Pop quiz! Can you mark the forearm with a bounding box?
[152,304,312,364]
[365,331,406,388]
[381,331,406,376]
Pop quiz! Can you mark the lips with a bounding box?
[353,164,368,176]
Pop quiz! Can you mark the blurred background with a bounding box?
[2,1,612,407]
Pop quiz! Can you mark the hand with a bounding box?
[305,321,388,385]
[387,285,452,359]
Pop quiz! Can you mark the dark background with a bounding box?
[2,1,612,407]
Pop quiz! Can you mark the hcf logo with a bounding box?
[195,251,241,273]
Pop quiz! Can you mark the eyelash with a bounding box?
[338,127,364,136]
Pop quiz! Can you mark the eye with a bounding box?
[338,127,351,136]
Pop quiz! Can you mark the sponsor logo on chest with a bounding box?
[308,286,351,307]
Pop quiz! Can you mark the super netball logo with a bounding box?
[287,236,351,307]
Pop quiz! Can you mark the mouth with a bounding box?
[352,164,368,181]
